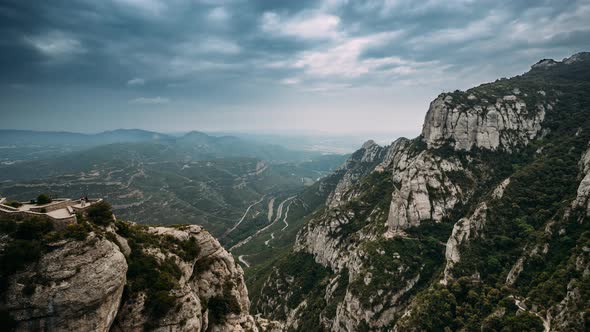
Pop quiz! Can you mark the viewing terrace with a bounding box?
[0,196,102,225]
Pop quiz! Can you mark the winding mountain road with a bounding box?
[264,232,275,247]
[238,255,251,268]
[230,196,296,251]
[280,201,294,232]
[226,196,265,235]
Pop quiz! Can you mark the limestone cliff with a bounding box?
[421,92,550,151]
[2,234,126,331]
[326,139,397,208]
[0,213,267,331]
[253,52,590,331]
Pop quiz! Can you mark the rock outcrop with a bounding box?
[112,225,257,331]
[3,235,127,332]
[326,140,393,208]
[1,221,263,332]
[254,52,590,331]
[573,142,590,216]
[421,92,550,151]
[386,149,466,233]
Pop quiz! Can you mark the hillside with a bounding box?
[0,140,347,247]
[0,202,286,331]
[250,53,590,331]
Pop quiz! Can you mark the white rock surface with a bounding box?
[113,225,257,332]
[2,223,266,332]
[3,234,127,332]
[386,150,465,233]
[421,93,549,151]
[573,142,590,216]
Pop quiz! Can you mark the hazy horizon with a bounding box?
[0,127,411,154]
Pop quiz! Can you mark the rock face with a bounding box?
[3,235,127,332]
[421,92,550,151]
[253,53,590,331]
[441,178,510,285]
[112,225,257,332]
[326,140,394,208]
[1,222,264,332]
[573,142,590,216]
[386,149,466,233]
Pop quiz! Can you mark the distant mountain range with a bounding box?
[0,129,173,146]
[0,129,330,164]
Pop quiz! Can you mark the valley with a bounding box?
[0,132,348,250]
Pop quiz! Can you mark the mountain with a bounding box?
[250,52,590,331]
[3,52,589,332]
[0,203,280,331]
[0,129,173,146]
[0,129,324,164]
[176,131,321,163]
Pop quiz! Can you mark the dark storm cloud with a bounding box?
[0,0,589,133]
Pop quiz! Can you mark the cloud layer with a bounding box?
[1,0,589,134]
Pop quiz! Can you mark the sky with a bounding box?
[1,0,589,137]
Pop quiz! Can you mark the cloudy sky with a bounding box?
[1,0,589,136]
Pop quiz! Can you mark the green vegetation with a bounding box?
[126,243,180,318]
[349,235,444,309]
[394,54,590,331]
[115,220,202,319]
[253,252,331,327]
[3,201,22,208]
[36,193,52,205]
[86,201,114,225]
[0,218,52,287]
[0,212,99,300]
[207,281,242,325]
[397,279,545,331]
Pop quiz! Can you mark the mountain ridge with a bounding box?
[251,52,590,331]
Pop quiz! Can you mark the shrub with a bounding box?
[148,290,176,318]
[13,218,53,241]
[126,237,181,319]
[501,312,545,331]
[0,240,43,290]
[63,222,91,241]
[207,283,241,325]
[4,201,22,208]
[36,194,52,205]
[86,201,113,226]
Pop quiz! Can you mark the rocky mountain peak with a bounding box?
[361,139,377,149]
[563,52,590,64]
[531,58,559,69]
[421,86,551,152]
